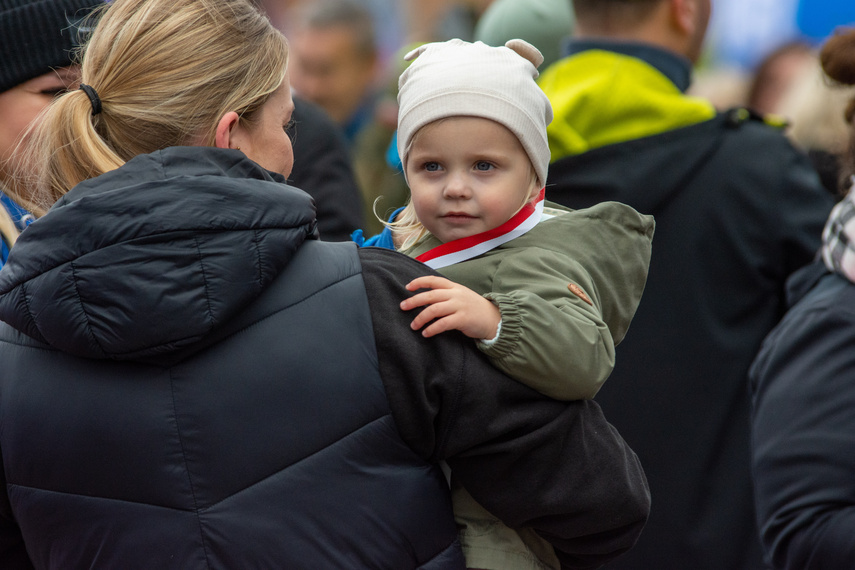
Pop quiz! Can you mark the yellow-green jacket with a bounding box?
[539,47,716,159]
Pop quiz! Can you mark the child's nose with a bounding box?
[443,172,471,199]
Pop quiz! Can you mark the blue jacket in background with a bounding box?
[0,192,34,269]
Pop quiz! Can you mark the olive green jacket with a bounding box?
[404,200,652,570]
[404,200,654,401]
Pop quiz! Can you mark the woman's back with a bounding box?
[0,147,461,568]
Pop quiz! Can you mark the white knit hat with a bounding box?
[397,38,553,188]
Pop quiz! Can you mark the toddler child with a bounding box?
[358,38,654,570]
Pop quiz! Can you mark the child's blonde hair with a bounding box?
[16,0,288,213]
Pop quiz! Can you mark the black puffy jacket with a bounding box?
[0,147,650,569]
[750,261,855,569]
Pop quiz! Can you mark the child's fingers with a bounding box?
[409,301,453,331]
[405,275,455,292]
[419,315,459,338]
[400,289,452,311]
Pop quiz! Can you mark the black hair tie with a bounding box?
[79,84,102,116]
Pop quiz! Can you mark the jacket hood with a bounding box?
[547,110,743,215]
[540,48,729,214]
[0,147,317,361]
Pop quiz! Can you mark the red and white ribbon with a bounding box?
[416,188,546,269]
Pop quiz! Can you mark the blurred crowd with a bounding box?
[257,0,575,233]
[258,0,855,231]
[2,0,855,569]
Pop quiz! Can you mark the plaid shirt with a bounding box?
[821,178,855,281]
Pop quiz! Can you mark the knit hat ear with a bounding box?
[403,44,429,62]
[505,39,544,74]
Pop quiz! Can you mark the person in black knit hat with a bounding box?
[0,0,103,268]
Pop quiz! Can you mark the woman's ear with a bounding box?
[215,111,241,149]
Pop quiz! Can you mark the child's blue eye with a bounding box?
[424,162,440,172]
[475,161,493,171]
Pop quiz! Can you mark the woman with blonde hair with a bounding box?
[20,0,291,206]
[0,0,651,567]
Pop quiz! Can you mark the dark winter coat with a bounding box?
[750,260,855,570]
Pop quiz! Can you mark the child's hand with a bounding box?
[401,276,501,340]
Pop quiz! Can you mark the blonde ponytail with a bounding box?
[28,86,123,209]
[20,0,289,211]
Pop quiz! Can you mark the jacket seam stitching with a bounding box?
[252,229,264,289]
[169,367,213,568]
[18,280,43,343]
[69,261,108,358]
[191,272,362,351]
[195,413,394,512]
[4,413,397,514]
[3,482,192,510]
[105,270,362,359]
[193,235,216,330]
[7,226,302,281]
[0,337,56,352]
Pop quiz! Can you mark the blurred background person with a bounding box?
[776,52,855,195]
[263,0,404,73]
[749,26,855,570]
[538,0,835,568]
[0,0,102,268]
[473,0,575,71]
[741,40,847,196]
[280,0,408,234]
[404,0,493,45]
[746,40,815,116]
[286,0,380,136]
[285,97,365,241]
